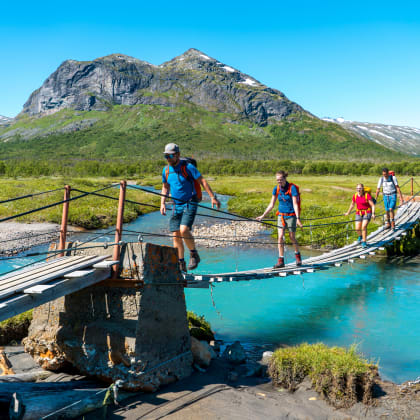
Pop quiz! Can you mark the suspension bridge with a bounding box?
[0,178,419,321]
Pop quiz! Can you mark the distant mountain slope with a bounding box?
[323,118,420,156]
[0,50,411,161]
[0,115,12,126]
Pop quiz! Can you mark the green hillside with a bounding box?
[0,104,408,162]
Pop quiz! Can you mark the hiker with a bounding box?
[160,143,220,272]
[344,184,376,248]
[374,168,404,230]
[256,170,303,268]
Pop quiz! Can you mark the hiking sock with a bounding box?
[295,252,302,266]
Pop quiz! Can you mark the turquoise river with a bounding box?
[1,195,419,384]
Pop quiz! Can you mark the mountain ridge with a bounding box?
[323,118,420,156]
[0,49,413,161]
[21,48,307,127]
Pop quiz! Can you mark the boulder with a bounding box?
[190,337,212,367]
[222,341,246,365]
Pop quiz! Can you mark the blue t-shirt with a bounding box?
[272,182,298,214]
[162,162,201,204]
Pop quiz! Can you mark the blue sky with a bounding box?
[1,0,420,127]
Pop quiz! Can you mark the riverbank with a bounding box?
[2,344,418,420]
[0,222,67,255]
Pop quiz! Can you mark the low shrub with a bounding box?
[187,311,214,342]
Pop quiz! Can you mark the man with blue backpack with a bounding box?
[374,168,404,230]
[160,143,220,272]
[256,170,303,268]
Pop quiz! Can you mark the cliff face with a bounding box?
[22,49,307,126]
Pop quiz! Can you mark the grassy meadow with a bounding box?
[0,178,160,229]
[0,174,416,246]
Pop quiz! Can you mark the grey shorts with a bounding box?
[169,199,198,232]
[355,213,372,222]
[277,215,297,232]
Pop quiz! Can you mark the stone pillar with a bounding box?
[23,243,192,392]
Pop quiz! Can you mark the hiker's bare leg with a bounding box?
[180,225,196,252]
[355,221,362,238]
[361,219,369,242]
[173,230,184,259]
[289,231,299,253]
[278,228,285,257]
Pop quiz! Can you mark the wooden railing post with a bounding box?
[411,177,414,197]
[112,180,127,279]
[58,185,71,257]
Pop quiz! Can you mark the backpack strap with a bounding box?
[275,185,280,198]
[165,165,170,182]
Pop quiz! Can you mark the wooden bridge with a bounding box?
[0,180,419,321]
[184,200,420,288]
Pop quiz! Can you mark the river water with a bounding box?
[1,195,419,384]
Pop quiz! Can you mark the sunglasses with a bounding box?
[164,154,176,159]
[356,188,363,190]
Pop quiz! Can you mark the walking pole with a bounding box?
[112,180,127,279]
[58,185,71,257]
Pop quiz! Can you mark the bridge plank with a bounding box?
[0,256,92,287]
[0,268,110,323]
[0,256,96,292]
[0,255,110,300]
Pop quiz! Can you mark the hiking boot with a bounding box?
[188,250,201,270]
[357,236,362,244]
[273,257,285,269]
[295,252,302,266]
[179,259,187,273]
[361,242,367,248]
[384,220,391,229]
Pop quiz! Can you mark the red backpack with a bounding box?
[275,182,301,215]
[165,158,202,201]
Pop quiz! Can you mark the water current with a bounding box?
[1,194,418,383]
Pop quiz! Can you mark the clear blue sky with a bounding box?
[1,0,420,127]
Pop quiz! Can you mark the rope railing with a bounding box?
[123,227,360,248]
[0,187,63,205]
[0,185,115,224]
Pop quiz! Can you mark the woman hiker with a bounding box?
[256,170,303,268]
[344,183,376,248]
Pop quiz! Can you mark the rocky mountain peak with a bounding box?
[20,49,306,125]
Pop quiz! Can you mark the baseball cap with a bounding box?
[163,143,180,154]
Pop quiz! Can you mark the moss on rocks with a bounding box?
[0,310,33,345]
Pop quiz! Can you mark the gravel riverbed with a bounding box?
[192,220,268,247]
[0,222,78,255]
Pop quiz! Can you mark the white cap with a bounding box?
[163,143,180,154]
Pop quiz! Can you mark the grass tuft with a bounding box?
[268,343,378,408]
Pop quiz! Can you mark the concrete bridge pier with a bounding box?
[23,242,193,392]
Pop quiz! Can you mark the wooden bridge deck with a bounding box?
[0,255,118,322]
[184,201,420,288]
